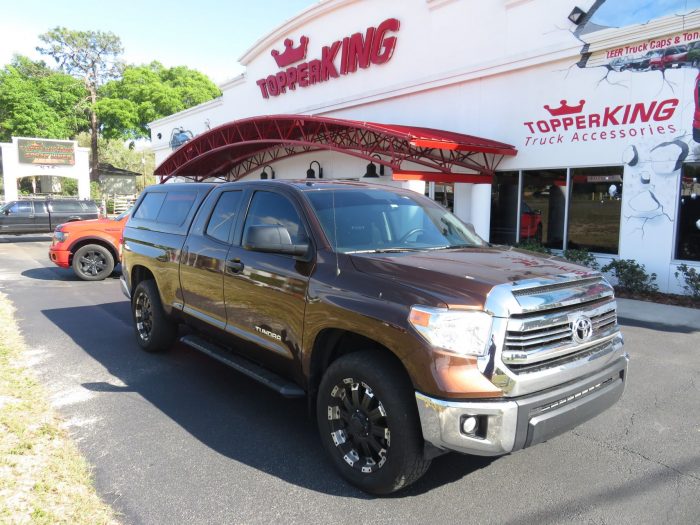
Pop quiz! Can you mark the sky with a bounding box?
[0,0,318,84]
[589,0,700,28]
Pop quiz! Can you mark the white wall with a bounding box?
[148,0,700,292]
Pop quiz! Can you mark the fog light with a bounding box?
[461,416,478,435]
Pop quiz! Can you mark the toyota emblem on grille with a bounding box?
[572,315,593,343]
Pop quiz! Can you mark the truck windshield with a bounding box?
[306,188,486,253]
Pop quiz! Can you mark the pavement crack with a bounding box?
[571,431,700,483]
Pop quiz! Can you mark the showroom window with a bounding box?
[521,169,567,250]
[490,166,623,254]
[568,166,623,254]
[676,164,700,262]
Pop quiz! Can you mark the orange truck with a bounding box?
[49,209,130,280]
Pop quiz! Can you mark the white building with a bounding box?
[149,0,700,294]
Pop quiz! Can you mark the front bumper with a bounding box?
[48,248,71,268]
[415,354,628,456]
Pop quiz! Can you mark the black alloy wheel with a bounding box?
[317,351,431,494]
[72,244,114,281]
[131,280,177,352]
[134,289,153,344]
[326,379,391,474]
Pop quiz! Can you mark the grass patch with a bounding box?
[0,291,119,524]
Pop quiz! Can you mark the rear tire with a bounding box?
[131,280,177,352]
[72,244,114,281]
[316,351,431,494]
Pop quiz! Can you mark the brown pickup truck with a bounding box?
[121,180,627,494]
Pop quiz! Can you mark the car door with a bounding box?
[179,189,246,333]
[223,189,313,376]
[0,201,34,233]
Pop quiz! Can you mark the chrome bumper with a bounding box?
[415,354,628,456]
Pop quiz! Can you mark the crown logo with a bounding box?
[271,36,309,68]
[544,99,586,116]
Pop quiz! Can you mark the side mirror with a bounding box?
[243,224,309,256]
[3,209,10,215]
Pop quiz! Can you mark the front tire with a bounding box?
[316,351,431,494]
[72,244,114,281]
[131,279,177,352]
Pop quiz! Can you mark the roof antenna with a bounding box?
[332,189,340,276]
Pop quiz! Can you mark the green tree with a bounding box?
[76,132,156,190]
[0,55,87,141]
[37,27,124,181]
[98,61,220,139]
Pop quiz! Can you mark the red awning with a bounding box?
[154,114,517,183]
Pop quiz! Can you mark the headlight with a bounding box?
[54,230,68,242]
[409,306,493,356]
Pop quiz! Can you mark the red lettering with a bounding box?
[536,121,551,132]
[371,18,400,64]
[340,36,350,74]
[321,41,341,80]
[256,78,269,99]
[603,105,622,126]
[657,125,666,134]
[562,117,574,130]
[309,59,321,84]
[654,98,678,121]
[550,118,561,132]
[286,67,298,90]
[298,63,309,87]
[266,75,279,97]
[276,71,287,93]
[345,29,374,73]
[630,101,656,122]
[576,115,586,129]
[524,122,536,133]
[588,114,600,127]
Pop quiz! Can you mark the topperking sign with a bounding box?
[256,18,400,99]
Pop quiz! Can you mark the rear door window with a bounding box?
[206,191,244,243]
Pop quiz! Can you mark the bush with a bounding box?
[90,181,102,202]
[563,248,599,270]
[61,178,78,196]
[674,264,700,298]
[601,259,658,293]
[515,240,552,254]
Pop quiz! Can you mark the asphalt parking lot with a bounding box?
[0,235,698,525]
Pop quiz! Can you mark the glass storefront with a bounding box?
[522,169,567,250]
[676,164,700,262]
[489,166,624,254]
[568,166,623,254]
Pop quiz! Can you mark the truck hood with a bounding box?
[348,247,594,308]
[58,218,115,230]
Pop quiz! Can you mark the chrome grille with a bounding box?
[502,297,619,368]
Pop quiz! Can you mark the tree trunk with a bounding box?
[89,86,99,183]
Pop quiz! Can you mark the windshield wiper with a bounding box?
[348,247,424,254]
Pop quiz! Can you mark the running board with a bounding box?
[180,334,305,398]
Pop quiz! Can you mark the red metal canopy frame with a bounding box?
[155,114,517,183]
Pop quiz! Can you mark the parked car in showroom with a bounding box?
[49,208,130,280]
